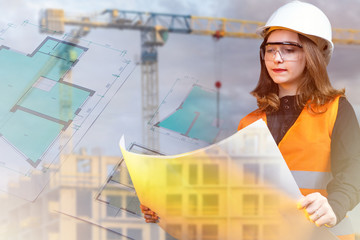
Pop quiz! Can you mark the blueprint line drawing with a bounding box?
[0,19,135,201]
[55,210,136,240]
[0,36,93,167]
[153,83,220,144]
[96,142,164,218]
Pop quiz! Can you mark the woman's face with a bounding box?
[264,29,306,97]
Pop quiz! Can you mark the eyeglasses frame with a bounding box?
[260,41,303,61]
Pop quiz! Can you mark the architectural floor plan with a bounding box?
[0,37,93,167]
[0,20,134,201]
[154,84,220,144]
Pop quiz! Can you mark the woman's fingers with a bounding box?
[145,218,158,223]
[315,212,336,227]
[297,192,337,227]
[140,204,159,223]
[298,193,323,210]
[140,204,149,211]
[144,214,159,220]
[309,206,326,223]
[142,210,156,215]
[140,204,155,215]
[144,213,159,223]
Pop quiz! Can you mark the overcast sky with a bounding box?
[1,0,360,155]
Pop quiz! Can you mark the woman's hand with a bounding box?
[297,192,337,227]
[140,204,159,223]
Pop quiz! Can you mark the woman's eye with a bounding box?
[266,48,275,54]
[283,48,296,54]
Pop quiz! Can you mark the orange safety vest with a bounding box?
[238,96,355,240]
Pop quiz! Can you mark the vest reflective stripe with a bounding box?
[328,217,354,237]
[238,96,354,236]
[291,170,332,189]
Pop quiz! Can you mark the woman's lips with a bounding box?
[272,68,287,73]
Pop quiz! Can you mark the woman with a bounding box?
[142,1,360,239]
[238,1,359,239]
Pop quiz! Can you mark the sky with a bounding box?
[0,1,356,151]
[0,0,359,153]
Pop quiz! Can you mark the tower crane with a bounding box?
[40,9,360,150]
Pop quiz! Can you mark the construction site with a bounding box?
[0,0,359,239]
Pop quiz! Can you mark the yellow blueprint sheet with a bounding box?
[120,120,337,240]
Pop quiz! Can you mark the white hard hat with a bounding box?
[258,1,333,64]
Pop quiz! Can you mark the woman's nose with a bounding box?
[273,50,284,63]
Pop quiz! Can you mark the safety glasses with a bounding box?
[260,41,303,62]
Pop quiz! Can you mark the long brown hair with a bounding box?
[251,31,344,113]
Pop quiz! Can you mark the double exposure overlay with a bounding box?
[121,120,338,240]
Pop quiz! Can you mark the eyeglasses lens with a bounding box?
[262,42,302,61]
